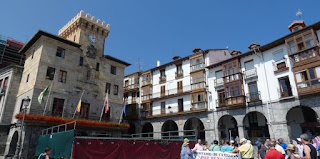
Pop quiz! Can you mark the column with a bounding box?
[269,122,290,143]
[237,125,245,139]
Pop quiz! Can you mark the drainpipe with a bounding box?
[253,48,274,138]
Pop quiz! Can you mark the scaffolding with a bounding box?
[0,34,25,68]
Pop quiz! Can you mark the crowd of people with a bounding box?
[180,133,320,159]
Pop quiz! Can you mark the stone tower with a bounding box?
[58,10,110,58]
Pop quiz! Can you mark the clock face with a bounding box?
[88,34,97,43]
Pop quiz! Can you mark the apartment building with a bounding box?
[126,20,320,143]
[124,49,231,140]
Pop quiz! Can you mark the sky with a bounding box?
[1,0,320,74]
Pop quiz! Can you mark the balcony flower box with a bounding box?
[15,113,130,128]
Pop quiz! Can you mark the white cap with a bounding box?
[230,140,234,144]
[240,138,247,143]
[297,138,301,142]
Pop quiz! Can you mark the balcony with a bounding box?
[214,78,224,88]
[159,75,166,84]
[175,70,184,79]
[142,80,152,86]
[246,91,262,107]
[273,59,289,73]
[153,85,191,99]
[191,102,206,110]
[277,87,294,100]
[148,104,206,118]
[243,68,257,80]
[142,94,152,102]
[225,73,242,83]
[124,105,139,120]
[225,89,246,107]
[216,99,226,107]
[296,79,320,96]
[124,83,139,92]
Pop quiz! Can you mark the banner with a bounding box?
[195,151,241,159]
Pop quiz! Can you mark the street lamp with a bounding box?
[13,96,31,159]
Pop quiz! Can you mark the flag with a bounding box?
[76,99,82,113]
[123,99,127,116]
[104,91,109,113]
[38,85,49,104]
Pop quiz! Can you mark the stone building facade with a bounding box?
[1,11,130,159]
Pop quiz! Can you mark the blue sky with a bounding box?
[1,0,320,74]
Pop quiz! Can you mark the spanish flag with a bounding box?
[76,99,82,113]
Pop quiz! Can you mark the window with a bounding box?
[46,67,55,80]
[96,63,100,71]
[86,69,91,81]
[191,72,205,90]
[80,102,90,119]
[278,76,292,98]
[111,66,117,75]
[244,60,254,70]
[176,64,183,77]
[3,77,8,92]
[59,70,67,83]
[0,79,3,88]
[32,49,35,59]
[26,74,29,83]
[295,66,320,88]
[190,56,204,72]
[191,92,206,109]
[52,98,65,116]
[113,85,119,95]
[56,47,65,58]
[105,83,111,94]
[161,102,165,115]
[223,60,240,82]
[79,57,83,66]
[74,35,76,42]
[217,89,225,106]
[124,80,129,88]
[248,82,259,101]
[178,98,183,112]
[273,49,285,62]
[177,81,183,93]
[286,31,316,55]
[160,70,166,78]
[161,85,165,97]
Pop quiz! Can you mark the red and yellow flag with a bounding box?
[76,99,82,113]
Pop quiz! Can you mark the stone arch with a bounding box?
[218,115,239,141]
[184,117,205,140]
[243,111,270,141]
[161,120,178,139]
[8,131,18,156]
[127,122,136,135]
[142,122,153,137]
[286,106,319,139]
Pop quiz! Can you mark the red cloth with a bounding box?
[72,138,195,159]
[264,149,285,159]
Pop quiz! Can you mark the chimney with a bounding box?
[192,48,203,54]
[248,42,261,53]
[230,50,242,57]
[157,60,161,67]
[288,20,306,32]
[172,56,181,61]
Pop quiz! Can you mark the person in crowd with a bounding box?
[258,140,268,159]
[264,141,285,159]
[230,138,253,159]
[192,139,203,152]
[235,136,240,144]
[230,140,236,149]
[286,144,298,159]
[297,133,317,159]
[271,138,285,156]
[38,147,51,159]
[311,139,320,158]
[181,140,194,159]
[203,141,209,151]
[209,140,220,151]
[265,139,270,149]
[297,138,305,157]
[221,140,234,151]
[279,138,288,154]
[182,138,190,150]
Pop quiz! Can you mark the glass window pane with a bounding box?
[309,68,316,79]
[295,73,302,83]
[315,66,320,78]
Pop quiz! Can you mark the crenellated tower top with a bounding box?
[58,10,110,38]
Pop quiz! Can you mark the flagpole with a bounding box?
[99,89,108,121]
[73,90,85,118]
[43,82,53,115]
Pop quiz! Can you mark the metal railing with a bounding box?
[225,73,242,82]
[175,70,184,78]
[216,99,226,107]
[128,129,197,141]
[124,83,139,90]
[153,85,191,98]
[243,68,257,79]
[41,121,76,135]
[214,78,224,87]
[246,91,261,102]
[142,80,152,86]
[159,75,166,83]
[273,59,288,72]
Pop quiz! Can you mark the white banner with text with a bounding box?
[195,151,241,159]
